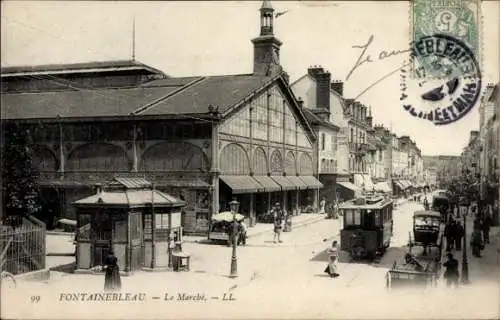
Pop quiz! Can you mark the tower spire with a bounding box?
[252,0,282,76]
[132,14,136,61]
[260,0,275,36]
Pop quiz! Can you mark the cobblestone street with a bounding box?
[3,201,499,319]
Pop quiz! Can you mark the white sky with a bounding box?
[1,1,499,156]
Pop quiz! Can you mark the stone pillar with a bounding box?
[282,190,287,213]
[126,212,131,272]
[250,193,256,227]
[267,192,272,213]
[131,124,138,172]
[314,187,319,212]
[58,119,65,175]
[295,190,300,216]
[211,124,220,215]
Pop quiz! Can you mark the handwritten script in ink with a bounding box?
[345,35,412,81]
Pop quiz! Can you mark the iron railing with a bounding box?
[0,216,46,275]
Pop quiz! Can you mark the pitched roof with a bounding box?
[73,177,185,207]
[1,74,274,120]
[301,108,339,131]
[1,85,179,120]
[1,60,164,76]
[139,74,272,117]
[73,189,185,207]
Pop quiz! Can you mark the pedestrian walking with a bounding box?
[423,197,429,211]
[443,252,459,288]
[319,198,326,214]
[444,220,456,251]
[324,240,340,278]
[272,203,283,243]
[103,249,121,292]
[272,202,284,221]
[238,221,247,245]
[470,228,484,257]
[482,206,492,244]
[455,221,464,251]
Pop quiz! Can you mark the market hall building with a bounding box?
[0,0,321,234]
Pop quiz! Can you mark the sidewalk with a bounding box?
[183,213,327,243]
[460,216,500,282]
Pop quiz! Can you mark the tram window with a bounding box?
[374,211,380,225]
[353,210,361,225]
[345,210,354,225]
[363,210,375,228]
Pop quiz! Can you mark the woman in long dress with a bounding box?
[103,250,122,292]
[319,198,326,214]
[324,241,340,278]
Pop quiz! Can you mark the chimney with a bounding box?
[307,66,331,114]
[331,80,344,96]
[366,106,373,127]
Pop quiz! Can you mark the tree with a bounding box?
[1,122,41,225]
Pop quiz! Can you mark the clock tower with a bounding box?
[251,0,283,76]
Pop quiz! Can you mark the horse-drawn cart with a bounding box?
[385,250,442,288]
[385,210,444,289]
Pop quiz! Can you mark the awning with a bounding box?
[285,175,308,190]
[220,175,262,194]
[252,176,281,192]
[270,176,297,191]
[337,181,361,193]
[299,176,324,189]
[393,181,404,189]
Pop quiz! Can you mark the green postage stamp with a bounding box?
[411,0,481,79]
[401,0,483,125]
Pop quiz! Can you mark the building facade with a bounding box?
[461,130,480,177]
[366,133,387,182]
[1,0,321,234]
[398,136,423,186]
[291,67,348,205]
[478,83,499,207]
[422,155,461,187]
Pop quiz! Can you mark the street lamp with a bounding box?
[229,198,240,278]
[459,197,471,284]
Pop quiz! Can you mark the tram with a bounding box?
[339,196,394,260]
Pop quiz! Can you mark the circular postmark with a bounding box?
[400,33,482,125]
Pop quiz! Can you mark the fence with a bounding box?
[0,216,46,275]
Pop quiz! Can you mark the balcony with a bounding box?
[349,142,370,155]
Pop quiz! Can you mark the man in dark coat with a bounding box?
[443,252,459,287]
[444,220,456,251]
[454,221,464,250]
[103,250,122,292]
[482,209,492,244]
